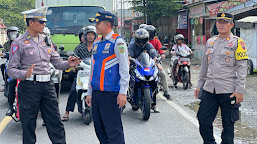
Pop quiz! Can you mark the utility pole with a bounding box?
[121,0,123,36]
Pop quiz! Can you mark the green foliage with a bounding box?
[0,0,35,32]
[128,0,182,22]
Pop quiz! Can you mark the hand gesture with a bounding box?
[25,64,35,78]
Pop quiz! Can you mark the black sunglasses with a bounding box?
[35,20,46,25]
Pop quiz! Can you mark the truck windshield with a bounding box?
[46,6,104,34]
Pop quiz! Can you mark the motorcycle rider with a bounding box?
[62,26,96,121]
[0,27,20,92]
[128,28,160,113]
[4,27,20,116]
[145,25,171,100]
[170,34,193,85]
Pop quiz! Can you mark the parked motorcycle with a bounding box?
[167,50,191,90]
[128,52,159,121]
[66,51,92,125]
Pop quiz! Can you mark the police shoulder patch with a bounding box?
[118,43,125,54]
[12,45,19,54]
[235,39,248,60]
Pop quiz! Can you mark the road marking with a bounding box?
[0,116,12,134]
[160,95,222,143]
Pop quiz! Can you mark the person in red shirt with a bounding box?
[145,25,171,100]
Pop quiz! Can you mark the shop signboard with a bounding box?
[178,12,188,29]
[189,4,205,18]
[207,0,248,16]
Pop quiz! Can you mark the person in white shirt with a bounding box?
[170,34,193,79]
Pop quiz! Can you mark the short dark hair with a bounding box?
[26,18,36,26]
[103,20,114,28]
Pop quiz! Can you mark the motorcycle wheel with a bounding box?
[141,87,151,121]
[182,72,189,90]
[82,107,92,125]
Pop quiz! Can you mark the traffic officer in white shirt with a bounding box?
[7,6,80,144]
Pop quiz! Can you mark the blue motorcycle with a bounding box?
[128,52,159,121]
[2,52,11,98]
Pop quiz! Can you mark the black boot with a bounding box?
[6,105,14,116]
[163,91,172,100]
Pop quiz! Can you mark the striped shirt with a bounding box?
[73,43,92,59]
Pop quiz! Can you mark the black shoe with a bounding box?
[6,107,14,116]
[163,91,171,100]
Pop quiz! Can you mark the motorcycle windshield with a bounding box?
[82,57,91,65]
[138,52,151,67]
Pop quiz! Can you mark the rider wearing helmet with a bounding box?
[145,25,171,100]
[3,27,20,53]
[128,28,161,112]
[42,27,57,50]
[4,27,20,115]
[170,34,193,83]
[62,26,97,121]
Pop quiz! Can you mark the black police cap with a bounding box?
[89,11,115,23]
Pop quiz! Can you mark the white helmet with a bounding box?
[175,34,184,41]
[84,26,97,41]
[135,28,149,48]
[139,24,147,29]
[84,26,96,35]
[43,27,51,37]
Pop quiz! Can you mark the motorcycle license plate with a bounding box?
[79,71,90,77]
[180,58,190,62]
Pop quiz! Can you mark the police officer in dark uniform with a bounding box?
[86,11,129,144]
[7,6,81,144]
[194,13,248,144]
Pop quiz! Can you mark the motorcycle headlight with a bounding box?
[135,69,145,81]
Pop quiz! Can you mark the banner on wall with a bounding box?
[207,0,248,16]
[189,4,205,18]
[178,12,188,29]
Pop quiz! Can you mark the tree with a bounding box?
[128,0,182,24]
[0,0,35,32]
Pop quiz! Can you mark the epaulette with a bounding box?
[111,33,120,39]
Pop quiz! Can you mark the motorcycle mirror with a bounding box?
[161,46,167,50]
[66,51,75,56]
[0,44,3,48]
[59,45,64,51]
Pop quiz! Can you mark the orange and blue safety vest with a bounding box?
[90,33,122,92]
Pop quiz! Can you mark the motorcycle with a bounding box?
[2,52,11,98]
[128,52,159,121]
[49,63,62,100]
[66,51,92,125]
[167,50,191,90]
[163,35,174,54]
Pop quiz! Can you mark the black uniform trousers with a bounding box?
[18,80,66,144]
[197,90,240,144]
[8,79,17,105]
[65,79,82,113]
[92,90,125,144]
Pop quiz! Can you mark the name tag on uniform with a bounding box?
[93,44,98,54]
[102,43,111,54]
